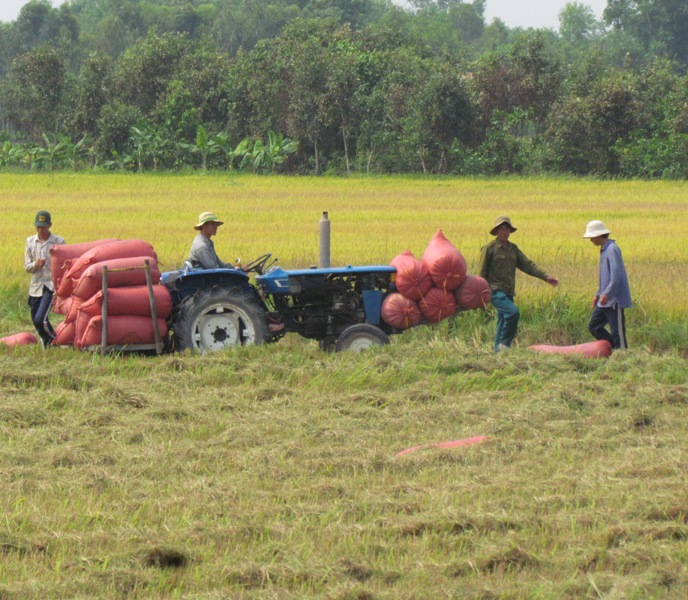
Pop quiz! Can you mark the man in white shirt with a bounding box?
[24,211,65,347]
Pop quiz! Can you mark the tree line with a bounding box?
[1,0,688,178]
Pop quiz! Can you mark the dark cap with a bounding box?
[34,210,52,227]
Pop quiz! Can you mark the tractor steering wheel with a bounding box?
[243,253,273,275]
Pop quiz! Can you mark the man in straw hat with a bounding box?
[479,216,559,352]
[24,210,65,347]
[583,220,631,349]
[187,211,234,269]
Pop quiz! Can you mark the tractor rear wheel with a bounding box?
[174,287,269,352]
[335,324,390,352]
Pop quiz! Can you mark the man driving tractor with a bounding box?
[187,211,234,269]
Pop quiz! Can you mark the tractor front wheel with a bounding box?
[335,324,390,352]
[174,287,269,352]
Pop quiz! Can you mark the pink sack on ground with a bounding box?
[396,436,489,457]
[421,230,467,291]
[63,240,156,288]
[72,256,161,300]
[51,239,120,291]
[528,340,613,359]
[390,250,433,301]
[419,287,457,323]
[0,332,38,347]
[79,285,172,319]
[76,315,168,349]
[381,293,422,330]
[454,275,491,310]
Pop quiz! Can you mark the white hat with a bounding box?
[583,220,611,238]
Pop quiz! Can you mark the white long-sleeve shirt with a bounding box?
[24,232,66,296]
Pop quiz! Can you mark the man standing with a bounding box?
[479,216,559,352]
[24,210,65,347]
[187,211,234,269]
[583,220,632,349]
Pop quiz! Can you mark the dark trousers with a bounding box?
[588,304,627,350]
[28,287,56,346]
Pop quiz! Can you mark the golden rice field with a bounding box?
[1,173,687,318]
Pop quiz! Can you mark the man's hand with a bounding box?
[593,295,599,307]
[599,294,609,306]
[35,258,46,269]
[546,276,559,287]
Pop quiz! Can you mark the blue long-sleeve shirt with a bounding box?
[597,239,632,309]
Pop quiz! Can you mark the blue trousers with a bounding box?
[491,291,520,351]
[589,304,628,349]
[28,287,56,346]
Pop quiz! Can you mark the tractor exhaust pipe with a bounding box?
[319,211,330,268]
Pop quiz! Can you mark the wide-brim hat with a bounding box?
[34,210,52,227]
[583,220,611,238]
[195,211,224,230]
[490,215,517,236]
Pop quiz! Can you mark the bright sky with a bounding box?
[0,0,608,30]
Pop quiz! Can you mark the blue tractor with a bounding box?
[161,254,399,352]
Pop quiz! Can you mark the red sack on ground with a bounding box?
[454,275,491,310]
[53,321,75,346]
[0,332,37,347]
[80,285,172,319]
[529,340,613,359]
[51,239,119,291]
[421,230,467,291]
[381,293,422,330]
[62,240,156,293]
[72,256,161,300]
[76,315,168,349]
[419,287,457,323]
[390,250,433,301]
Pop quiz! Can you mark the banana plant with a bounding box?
[178,125,221,171]
[0,140,21,168]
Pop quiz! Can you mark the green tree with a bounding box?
[67,52,112,139]
[605,0,688,64]
[0,44,66,138]
[111,31,189,116]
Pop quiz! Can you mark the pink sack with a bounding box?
[76,315,168,348]
[529,340,613,359]
[454,275,491,310]
[53,321,76,346]
[381,293,422,330]
[0,332,38,347]
[72,256,161,300]
[53,294,72,316]
[419,287,457,323]
[61,240,156,296]
[51,239,119,291]
[421,230,467,291]
[390,250,433,301]
[79,285,172,319]
[63,297,85,325]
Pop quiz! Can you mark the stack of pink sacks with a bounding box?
[51,239,171,348]
[381,230,491,330]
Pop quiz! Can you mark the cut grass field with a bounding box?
[0,174,687,597]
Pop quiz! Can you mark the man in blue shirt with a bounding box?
[583,220,632,349]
